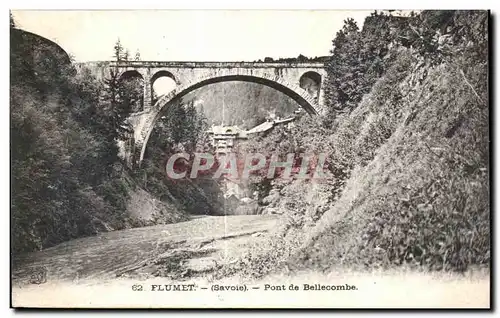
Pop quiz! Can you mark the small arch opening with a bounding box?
[119,70,144,112]
[152,70,177,105]
[299,71,321,103]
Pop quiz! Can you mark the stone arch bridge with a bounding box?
[77,61,327,167]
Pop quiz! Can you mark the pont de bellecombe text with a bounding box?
[148,283,357,292]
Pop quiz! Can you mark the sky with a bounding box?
[11,10,372,62]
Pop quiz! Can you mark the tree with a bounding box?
[100,68,135,141]
[324,18,362,112]
[324,13,404,115]
[101,41,144,141]
[123,49,130,62]
[297,54,308,62]
[134,50,141,61]
[10,11,15,28]
[113,38,124,61]
[10,28,131,253]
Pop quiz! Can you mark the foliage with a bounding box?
[308,11,488,272]
[100,38,145,140]
[235,10,489,276]
[323,12,409,115]
[10,27,144,253]
[256,55,329,63]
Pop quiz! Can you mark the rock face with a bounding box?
[127,187,187,225]
[10,28,72,68]
[234,200,260,215]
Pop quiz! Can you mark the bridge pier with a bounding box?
[143,70,153,111]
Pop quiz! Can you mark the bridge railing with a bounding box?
[105,61,326,68]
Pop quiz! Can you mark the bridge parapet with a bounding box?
[109,60,326,69]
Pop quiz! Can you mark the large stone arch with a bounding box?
[132,73,322,165]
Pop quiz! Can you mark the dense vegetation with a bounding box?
[219,10,489,276]
[255,54,330,63]
[10,18,184,254]
[11,24,127,253]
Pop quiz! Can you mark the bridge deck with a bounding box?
[79,60,326,69]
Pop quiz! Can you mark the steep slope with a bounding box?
[219,10,489,277]
[296,49,489,272]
